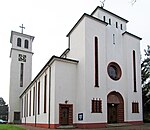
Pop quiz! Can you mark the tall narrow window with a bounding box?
[94,37,99,87]
[103,16,106,22]
[38,81,40,115]
[20,63,24,87]
[133,50,137,92]
[24,39,29,49]
[120,24,123,30]
[26,93,28,117]
[17,38,21,47]
[109,18,111,25]
[24,96,26,117]
[29,90,31,116]
[22,98,23,118]
[44,75,47,113]
[33,86,35,115]
[113,34,115,44]
[116,22,118,28]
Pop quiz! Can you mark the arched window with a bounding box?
[17,38,21,47]
[24,39,29,49]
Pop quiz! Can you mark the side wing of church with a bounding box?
[9,6,143,128]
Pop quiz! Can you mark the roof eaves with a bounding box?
[20,56,78,98]
[66,13,107,37]
[122,31,142,40]
[10,31,35,44]
[60,48,70,58]
[91,6,128,23]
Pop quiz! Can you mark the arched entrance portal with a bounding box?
[107,91,124,123]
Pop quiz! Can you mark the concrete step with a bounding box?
[57,125,76,129]
[107,123,132,127]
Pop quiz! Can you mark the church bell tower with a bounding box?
[9,26,34,123]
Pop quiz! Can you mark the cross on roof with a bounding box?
[100,0,106,8]
[19,24,25,34]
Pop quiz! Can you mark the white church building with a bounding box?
[9,6,143,128]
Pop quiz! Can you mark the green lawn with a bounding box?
[0,124,25,130]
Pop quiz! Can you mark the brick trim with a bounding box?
[75,122,107,129]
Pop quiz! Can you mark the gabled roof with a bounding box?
[66,13,108,37]
[122,31,142,40]
[20,55,78,97]
[91,6,128,23]
[60,48,70,58]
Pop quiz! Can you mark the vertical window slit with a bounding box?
[113,34,115,44]
[44,75,47,113]
[95,37,99,87]
[103,16,106,22]
[33,87,35,115]
[29,90,31,116]
[133,50,137,92]
[121,24,123,30]
[26,94,28,117]
[22,98,23,118]
[116,22,118,28]
[24,96,26,117]
[109,18,111,25]
[20,63,24,87]
[38,81,40,114]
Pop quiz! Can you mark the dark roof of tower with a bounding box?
[91,6,128,23]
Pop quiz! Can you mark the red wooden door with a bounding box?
[60,107,69,125]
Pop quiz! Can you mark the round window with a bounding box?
[107,62,122,80]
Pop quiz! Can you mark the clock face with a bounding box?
[18,54,26,62]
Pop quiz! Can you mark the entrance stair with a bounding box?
[107,123,132,127]
[57,125,76,129]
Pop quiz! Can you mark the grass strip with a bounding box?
[0,124,26,130]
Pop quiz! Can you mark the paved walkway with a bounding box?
[19,123,150,130]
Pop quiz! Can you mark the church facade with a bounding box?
[9,6,143,128]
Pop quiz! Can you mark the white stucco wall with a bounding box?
[66,8,142,124]
[21,68,50,125]
[20,7,143,126]
[50,60,77,124]
[92,7,127,31]
[84,17,107,123]
[123,34,143,122]
[67,17,87,123]
[9,32,33,123]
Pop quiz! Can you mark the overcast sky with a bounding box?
[0,0,149,104]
